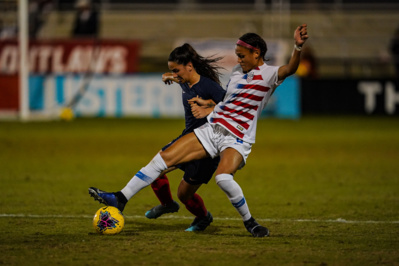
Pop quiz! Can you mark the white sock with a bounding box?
[121,153,167,200]
[215,173,252,221]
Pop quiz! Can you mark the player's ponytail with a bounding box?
[168,43,224,85]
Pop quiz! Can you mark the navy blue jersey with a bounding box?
[161,76,225,185]
[180,76,226,135]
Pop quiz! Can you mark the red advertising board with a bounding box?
[0,39,141,110]
[0,74,18,110]
[0,39,140,74]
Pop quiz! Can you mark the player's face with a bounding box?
[168,61,190,83]
[235,45,260,73]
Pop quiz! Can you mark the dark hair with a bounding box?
[238,33,268,60]
[168,43,224,84]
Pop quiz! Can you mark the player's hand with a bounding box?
[190,103,212,119]
[189,96,216,118]
[162,73,180,85]
[188,96,214,107]
[294,24,308,47]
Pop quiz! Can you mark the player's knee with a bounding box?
[177,189,192,202]
[158,151,173,168]
[159,150,182,168]
[215,174,243,199]
[149,153,168,172]
[215,173,233,185]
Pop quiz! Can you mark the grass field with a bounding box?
[1,116,398,265]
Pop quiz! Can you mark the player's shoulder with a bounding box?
[256,63,280,78]
[199,76,222,88]
[200,75,217,83]
[257,63,281,86]
[258,62,279,72]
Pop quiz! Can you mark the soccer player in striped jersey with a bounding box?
[89,24,308,237]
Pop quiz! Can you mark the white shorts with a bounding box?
[194,123,252,169]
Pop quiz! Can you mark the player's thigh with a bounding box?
[215,148,243,176]
[160,132,207,166]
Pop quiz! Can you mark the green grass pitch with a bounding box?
[1,116,398,265]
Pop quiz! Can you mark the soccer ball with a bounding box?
[93,206,125,235]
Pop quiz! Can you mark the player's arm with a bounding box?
[162,72,180,85]
[188,97,216,119]
[278,24,308,81]
[188,96,216,107]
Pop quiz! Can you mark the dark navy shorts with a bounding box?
[162,135,220,185]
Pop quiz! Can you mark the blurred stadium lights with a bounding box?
[39,0,399,11]
[1,0,399,11]
[0,0,399,12]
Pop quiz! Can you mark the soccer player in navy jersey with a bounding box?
[145,43,227,231]
[89,24,308,237]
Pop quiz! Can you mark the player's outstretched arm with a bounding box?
[278,24,309,81]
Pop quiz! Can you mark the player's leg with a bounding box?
[215,147,269,237]
[145,174,180,219]
[89,152,168,212]
[215,147,249,219]
[177,180,213,231]
[160,132,208,167]
[122,132,206,200]
[146,135,191,218]
[177,180,205,216]
[178,157,217,231]
[89,132,207,211]
[151,174,174,206]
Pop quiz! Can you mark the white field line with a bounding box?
[0,213,398,224]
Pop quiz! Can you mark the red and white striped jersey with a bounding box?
[208,63,282,143]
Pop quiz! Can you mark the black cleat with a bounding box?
[185,212,213,231]
[244,217,270,237]
[145,200,180,219]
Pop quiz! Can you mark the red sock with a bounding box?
[151,174,173,206]
[182,193,208,218]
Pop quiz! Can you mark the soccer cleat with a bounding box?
[244,217,270,237]
[145,200,180,219]
[88,187,125,212]
[185,211,213,232]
